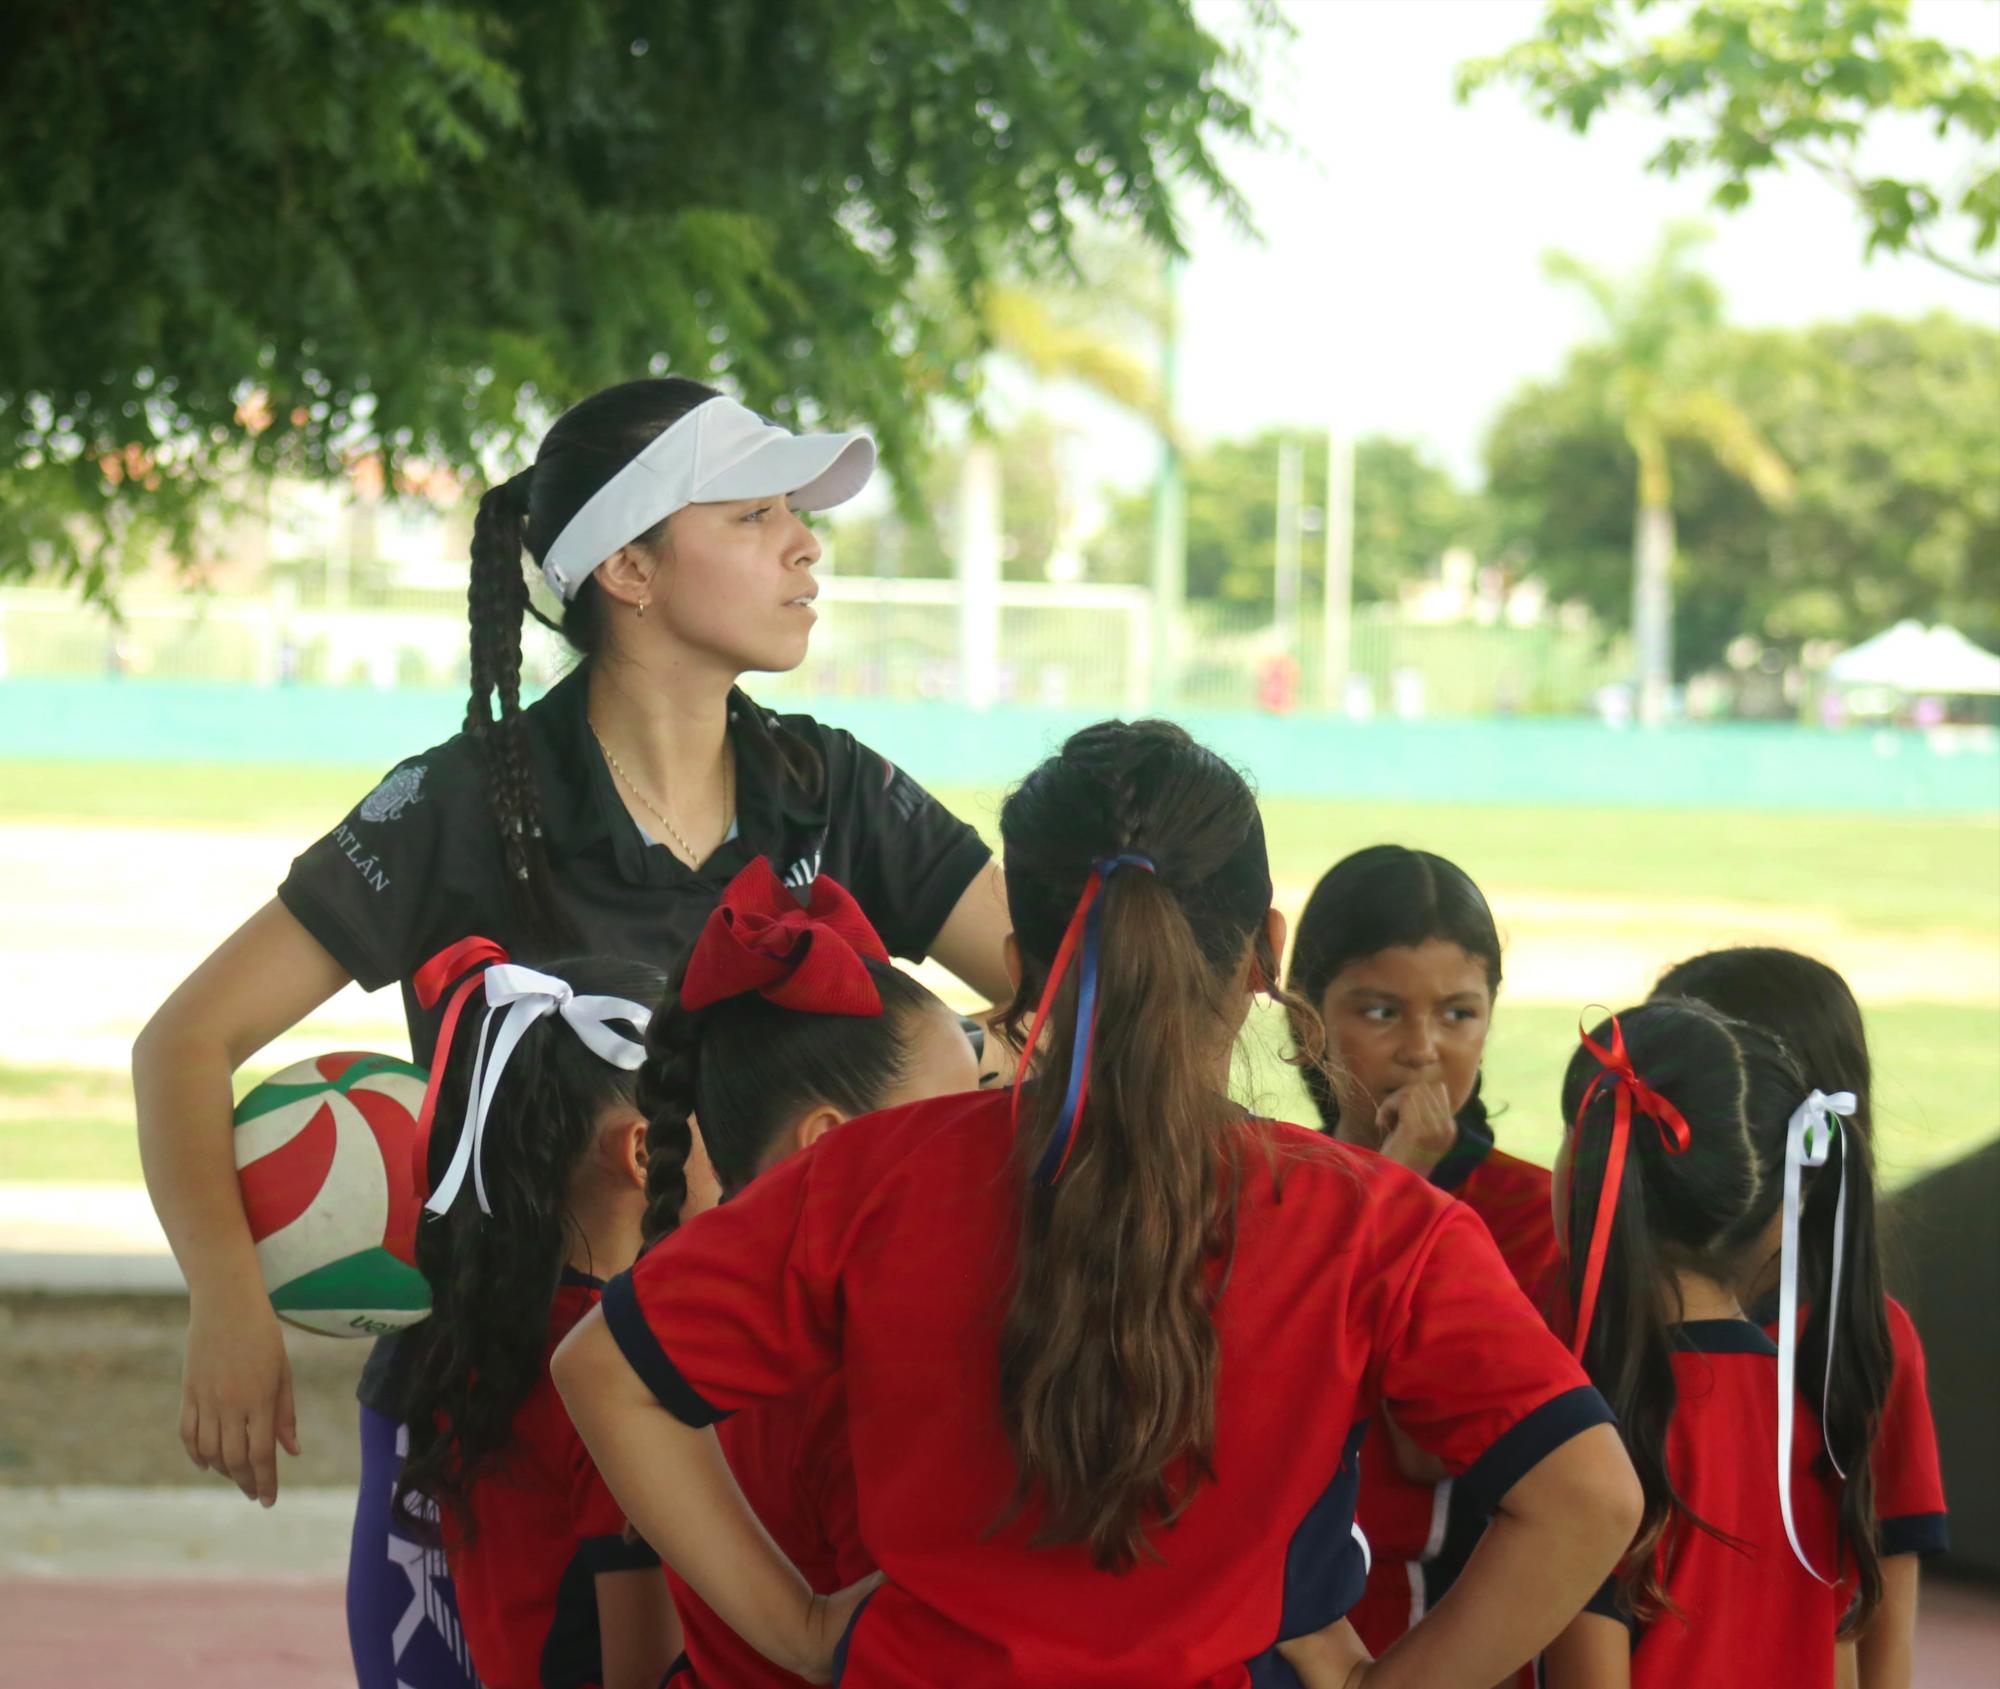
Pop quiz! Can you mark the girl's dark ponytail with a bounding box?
[395,954,665,1542]
[995,720,1311,1572]
[635,989,701,1247]
[1561,1001,1772,1621]
[1651,945,1888,1631]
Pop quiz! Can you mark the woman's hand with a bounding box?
[181,1284,298,1505]
[135,899,352,1504]
[796,1572,886,1684]
[1376,1075,1458,1178]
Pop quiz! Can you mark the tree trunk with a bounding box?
[1632,497,1675,728]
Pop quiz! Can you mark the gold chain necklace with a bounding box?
[589,722,734,868]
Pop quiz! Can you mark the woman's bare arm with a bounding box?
[926,861,1014,1005]
[133,899,353,1504]
[553,1311,874,1684]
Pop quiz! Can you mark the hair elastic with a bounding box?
[1009,853,1157,1186]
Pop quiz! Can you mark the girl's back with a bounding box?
[1597,1324,1847,1688]
[606,1088,1604,1688]
[446,1271,660,1689]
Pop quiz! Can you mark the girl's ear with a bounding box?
[792,1104,848,1155]
[1250,907,1288,996]
[608,1111,649,1191]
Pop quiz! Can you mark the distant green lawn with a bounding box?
[5,759,1993,935]
[1,757,1993,1188]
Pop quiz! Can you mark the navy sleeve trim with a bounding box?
[1582,1575,1638,1635]
[579,1531,661,1573]
[601,1270,729,1429]
[1457,1385,1616,1515]
[1881,1512,1951,1557]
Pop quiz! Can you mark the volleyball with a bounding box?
[232,1052,433,1338]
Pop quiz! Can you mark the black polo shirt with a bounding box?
[278,664,992,1061]
[276,664,991,1419]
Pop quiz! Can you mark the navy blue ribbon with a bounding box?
[1020,852,1157,1187]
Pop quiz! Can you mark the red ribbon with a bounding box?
[1007,854,1155,1187]
[409,935,510,1197]
[1569,1014,1693,1359]
[679,857,889,1017]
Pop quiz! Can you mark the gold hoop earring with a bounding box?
[637,598,649,618]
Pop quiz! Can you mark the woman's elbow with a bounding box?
[1516,1423,1642,1560]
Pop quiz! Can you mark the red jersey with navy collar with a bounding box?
[1758,1292,1948,1559]
[668,1377,869,1688]
[1583,1320,1849,1689]
[442,1270,661,1689]
[602,1090,1608,1689]
[1347,1134,1560,1658]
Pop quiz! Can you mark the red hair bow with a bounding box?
[679,857,889,1017]
[1569,1013,1693,1358]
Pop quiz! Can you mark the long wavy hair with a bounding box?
[994,718,1329,1571]
[394,954,666,1542]
[1652,945,1888,1630]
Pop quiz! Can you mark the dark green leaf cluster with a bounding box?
[0,0,1269,596]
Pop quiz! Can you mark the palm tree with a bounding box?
[1547,223,1794,725]
[921,241,1177,706]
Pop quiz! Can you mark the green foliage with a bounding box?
[0,0,1270,598]
[1486,311,2000,670]
[1462,0,2000,282]
[1091,432,1480,606]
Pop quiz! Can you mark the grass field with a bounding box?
[0,757,1994,1192]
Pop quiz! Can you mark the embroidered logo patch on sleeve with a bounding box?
[359,765,427,824]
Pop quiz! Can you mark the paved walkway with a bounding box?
[4,1485,1997,1685]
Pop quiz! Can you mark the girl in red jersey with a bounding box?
[1543,998,1880,1689]
[1285,845,1559,1659]
[1654,946,1938,1689]
[392,948,680,1689]
[631,856,982,1688]
[555,719,1639,1689]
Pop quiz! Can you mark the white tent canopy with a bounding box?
[1826,621,2000,696]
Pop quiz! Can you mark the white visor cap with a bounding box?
[538,396,875,600]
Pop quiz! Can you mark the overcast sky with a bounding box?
[1070,0,1997,488]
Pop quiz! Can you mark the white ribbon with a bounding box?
[1776,1086,1855,1582]
[425,964,652,1217]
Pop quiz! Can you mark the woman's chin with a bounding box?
[731,631,812,678]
